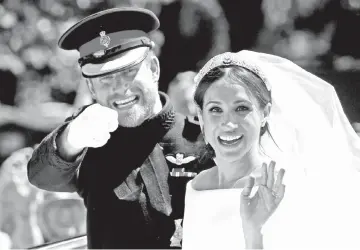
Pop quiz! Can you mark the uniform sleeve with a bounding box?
[27,106,90,194]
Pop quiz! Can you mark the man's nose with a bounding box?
[112,77,131,93]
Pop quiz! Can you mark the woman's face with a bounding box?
[200,79,266,163]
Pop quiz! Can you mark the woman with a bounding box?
[182,50,360,249]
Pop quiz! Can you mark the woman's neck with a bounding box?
[215,146,266,189]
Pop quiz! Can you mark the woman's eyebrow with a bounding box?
[205,100,221,106]
[233,99,251,104]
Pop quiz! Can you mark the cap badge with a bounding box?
[222,55,233,65]
[99,31,111,48]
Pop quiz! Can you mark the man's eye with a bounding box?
[100,78,113,84]
[124,68,137,76]
[209,107,222,113]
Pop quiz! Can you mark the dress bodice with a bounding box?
[182,159,360,249]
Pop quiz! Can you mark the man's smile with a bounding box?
[112,95,139,109]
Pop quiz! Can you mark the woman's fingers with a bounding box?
[260,163,268,186]
[266,161,276,189]
[241,176,255,198]
[275,184,286,204]
[273,168,285,193]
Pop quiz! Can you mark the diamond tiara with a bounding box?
[194,52,271,91]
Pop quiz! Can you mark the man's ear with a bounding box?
[86,78,96,99]
[149,53,160,82]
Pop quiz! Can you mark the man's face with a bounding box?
[87,55,160,127]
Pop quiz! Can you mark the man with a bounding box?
[27,7,212,249]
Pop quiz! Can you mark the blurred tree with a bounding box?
[154,0,230,92]
[0,0,111,100]
[255,0,335,68]
[219,0,264,53]
[0,0,96,162]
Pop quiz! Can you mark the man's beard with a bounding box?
[118,95,156,127]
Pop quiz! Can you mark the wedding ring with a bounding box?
[272,191,279,198]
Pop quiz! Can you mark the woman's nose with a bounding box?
[222,121,238,129]
[221,114,239,129]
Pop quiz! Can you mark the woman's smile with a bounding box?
[217,134,243,146]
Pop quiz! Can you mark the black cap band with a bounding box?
[78,37,152,67]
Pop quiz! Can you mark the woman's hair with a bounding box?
[194,65,275,161]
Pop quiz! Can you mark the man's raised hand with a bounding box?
[66,104,118,150]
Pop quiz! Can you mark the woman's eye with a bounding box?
[236,106,249,112]
[209,107,222,113]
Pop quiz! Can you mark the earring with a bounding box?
[261,118,267,127]
[260,122,267,136]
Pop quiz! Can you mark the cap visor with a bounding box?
[81,47,149,78]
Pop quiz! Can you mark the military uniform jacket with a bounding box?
[27,92,213,249]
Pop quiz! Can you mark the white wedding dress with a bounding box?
[182,50,360,249]
[182,159,360,250]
